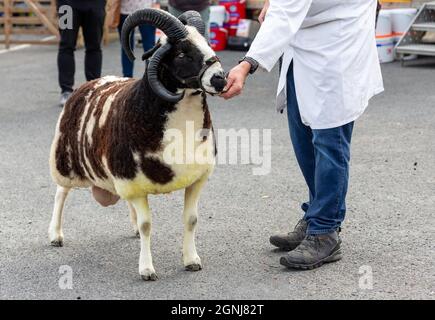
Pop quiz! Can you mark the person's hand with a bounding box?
[258,0,270,24]
[152,2,161,9]
[220,61,251,100]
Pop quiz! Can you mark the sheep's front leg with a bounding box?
[183,175,208,271]
[48,186,70,247]
[127,201,139,237]
[131,197,157,281]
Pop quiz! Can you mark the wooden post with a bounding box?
[103,1,110,46]
[50,0,57,24]
[23,0,59,37]
[4,0,11,49]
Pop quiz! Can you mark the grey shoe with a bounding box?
[60,91,72,107]
[279,231,342,270]
[269,219,307,251]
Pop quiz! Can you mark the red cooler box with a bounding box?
[219,0,246,36]
[209,25,228,51]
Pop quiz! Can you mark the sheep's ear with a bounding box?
[142,42,162,61]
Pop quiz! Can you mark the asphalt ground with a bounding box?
[0,41,434,299]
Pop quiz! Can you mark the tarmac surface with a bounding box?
[0,42,434,299]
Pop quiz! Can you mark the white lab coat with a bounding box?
[246,0,384,129]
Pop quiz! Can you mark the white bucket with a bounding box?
[376,36,395,63]
[210,5,227,28]
[388,8,417,43]
[376,10,393,38]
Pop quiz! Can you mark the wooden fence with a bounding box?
[0,0,59,48]
[0,0,118,49]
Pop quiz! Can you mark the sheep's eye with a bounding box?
[177,53,185,59]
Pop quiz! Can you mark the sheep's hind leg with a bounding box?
[131,197,157,281]
[127,202,139,237]
[183,174,208,271]
[48,185,70,247]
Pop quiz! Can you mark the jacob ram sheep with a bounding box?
[48,9,227,281]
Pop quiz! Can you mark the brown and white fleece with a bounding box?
[50,74,215,200]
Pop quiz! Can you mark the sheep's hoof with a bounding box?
[48,229,64,247]
[185,263,202,272]
[140,269,158,281]
[50,239,64,247]
[134,230,140,238]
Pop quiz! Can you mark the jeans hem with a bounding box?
[307,228,338,235]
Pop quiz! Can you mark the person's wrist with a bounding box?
[239,61,251,76]
[238,56,259,74]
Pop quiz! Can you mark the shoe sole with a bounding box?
[279,248,342,270]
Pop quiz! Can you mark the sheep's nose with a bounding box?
[210,73,227,92]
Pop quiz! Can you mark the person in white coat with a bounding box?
[221,0,384,270]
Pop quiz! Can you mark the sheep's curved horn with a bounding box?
[141,42,161,61]
[121,9,188,62]
[178,10,206,36]
[147,42,184,103]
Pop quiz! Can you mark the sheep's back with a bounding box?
[49,76,135,192]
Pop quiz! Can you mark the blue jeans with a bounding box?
[118,14,156,78]
[286,62,354,235]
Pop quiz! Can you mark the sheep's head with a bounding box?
[121,9,226,103]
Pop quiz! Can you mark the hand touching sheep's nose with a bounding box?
[220,61,251,100]
[210,73,227,92]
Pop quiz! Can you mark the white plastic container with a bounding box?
[209,5,227,28]
[376,10,393,37]
[376,36,395,63]
[388,8,417,43]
